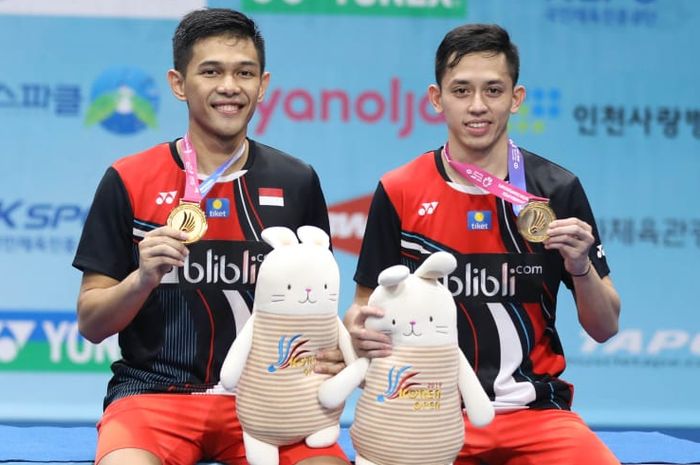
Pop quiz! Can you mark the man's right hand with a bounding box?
[137,226,190,290]
[344,285,393,359]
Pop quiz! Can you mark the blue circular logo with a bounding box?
[85,67,159,135]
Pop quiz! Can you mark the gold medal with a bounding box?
[517,201,556,243]
[167,201,208,244]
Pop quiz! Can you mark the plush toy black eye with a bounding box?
[324,283,328,289]
[392,319,396,325]
[429,316,433,322]
[287,284,291,290]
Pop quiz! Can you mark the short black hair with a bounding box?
[435,24,519,87]
[172,8,266,75]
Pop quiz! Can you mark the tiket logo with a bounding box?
[182,249,261,285]
[418,201,438,216]
[156,191,177,205]
[267,334,315,375]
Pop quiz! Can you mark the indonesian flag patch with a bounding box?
[258,187,284,207]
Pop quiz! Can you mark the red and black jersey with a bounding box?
[73,139,330,409]
[355,148,610,411]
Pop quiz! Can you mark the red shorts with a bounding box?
[95,393,347,465]
[457,409,620,465]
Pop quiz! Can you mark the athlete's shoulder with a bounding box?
[112,141,176,177]
[521,148,578,183]
[381,149,437,187]
[250,139,314,175]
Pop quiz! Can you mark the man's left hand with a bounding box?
[314,348,346,375]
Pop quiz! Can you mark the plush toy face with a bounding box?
[366,252,458,347]
[253,226,340,315]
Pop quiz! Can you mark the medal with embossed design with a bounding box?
[167,201,208,244]
[171,133,246,244]
[517,201,556,243]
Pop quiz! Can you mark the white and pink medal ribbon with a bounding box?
[444,139,556,242]
[180,133,246,204]
[167,134,246,243]
[443,139,548,215]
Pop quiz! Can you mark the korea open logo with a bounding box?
[85,67,159,135]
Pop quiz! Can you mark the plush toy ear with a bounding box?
[261,226,299,249]
[414,251,457,280]
[296,225,330,250]
[377,265,410,288]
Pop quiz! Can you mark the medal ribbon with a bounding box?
[180,133,246,203]
[443,139,548,215]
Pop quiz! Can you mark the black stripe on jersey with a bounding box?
[183,288,236,384]
[235,176,265,241]
[399,230,461,265]
[456,301,500,400]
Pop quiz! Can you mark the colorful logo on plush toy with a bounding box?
[377,365,443,410]
[267,334,316,375]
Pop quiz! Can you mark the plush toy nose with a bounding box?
[410,320,416,326]
[305,288,311,293]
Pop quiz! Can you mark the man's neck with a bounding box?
[443,138,509,184]
[180,130,248,176]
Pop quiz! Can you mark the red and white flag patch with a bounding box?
[258,187,284,207]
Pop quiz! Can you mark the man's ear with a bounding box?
[428,83,443,114]
[511,84,526,114]
[257,71,271,103]
[167,69,187,102]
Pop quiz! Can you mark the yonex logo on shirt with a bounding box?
[597,244,606,258]
[156,191,177,205]
[418,201,438,216]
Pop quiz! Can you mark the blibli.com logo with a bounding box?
[243,0,467,18]
[181,249,265,286]
[510,87,561,135]
[85,67,159,135]
[444,262,544,299]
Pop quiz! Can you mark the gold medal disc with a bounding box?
[167,202,208,244]
[517,201,556,243]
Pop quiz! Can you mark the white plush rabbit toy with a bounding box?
[319,251,494,465]
[220,225,356,465]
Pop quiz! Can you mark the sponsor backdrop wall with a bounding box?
[1,0,698,428]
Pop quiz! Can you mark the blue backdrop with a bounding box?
[1,0,698,429]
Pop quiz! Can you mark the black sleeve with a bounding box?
[72,167,135,281]
[555,176,611,290]
[304,167,331,237]
[353,181,402,289]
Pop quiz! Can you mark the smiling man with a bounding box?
[73,8,348,465]
[344,23,622,465]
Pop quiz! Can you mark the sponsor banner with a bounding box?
[0,0,205,19]
[0,311,118,372]
[242,0,467,18]
[328,194,372,255]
